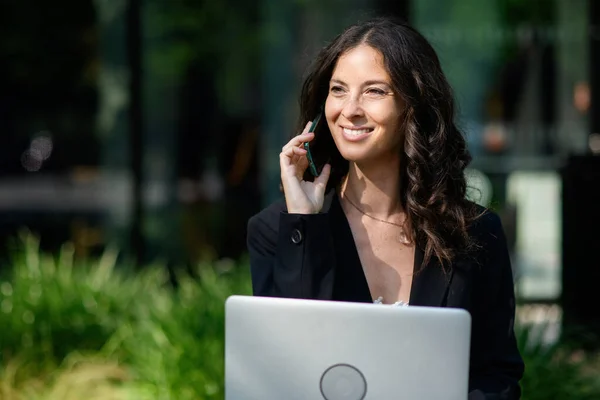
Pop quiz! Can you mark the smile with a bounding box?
[341,127,374,141]
[343,127,373,135]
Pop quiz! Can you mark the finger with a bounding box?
[280,144,307,160]
[289,151,303,169]
[279,147,295,164]
[280,155,308,185]
[301,120,311,134]
[282,131,314,152]
[314,163,331,187]
[281,120,316,152]
[292,146,307,156]
[294,153,309,179]
[279,146,308,171]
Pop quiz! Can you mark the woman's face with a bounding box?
[325,44,404,164]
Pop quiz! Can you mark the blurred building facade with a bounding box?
[0,0,598,311]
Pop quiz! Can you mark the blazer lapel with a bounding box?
[321,189,336,213]
[409,247,454,307]
[328,191,373,303]
[327,187,454,307]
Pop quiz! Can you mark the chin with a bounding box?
[337,147,377,163]
[337,143,401,166]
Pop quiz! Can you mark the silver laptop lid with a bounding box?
[225,295,471,400]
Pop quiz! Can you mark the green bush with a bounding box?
[517,323,600,400]
[1,234,599,399]
[0,234,251,399]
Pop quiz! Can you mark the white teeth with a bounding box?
[343,128,372,136]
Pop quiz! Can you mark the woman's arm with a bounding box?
[246,204,336,299]
[247,117,334,299]
[468,211,525,399]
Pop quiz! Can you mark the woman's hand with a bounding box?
[279,121,331,214]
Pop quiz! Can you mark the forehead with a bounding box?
[331,44,390,83]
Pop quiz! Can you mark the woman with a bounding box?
[247,17,524,399]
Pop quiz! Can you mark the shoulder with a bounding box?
[468,203,505,242]
[465,202,511,272]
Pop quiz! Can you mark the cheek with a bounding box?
[362,104,399,127]
[324,98,342,125]
[370,97,403,125]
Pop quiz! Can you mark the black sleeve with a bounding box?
[468,212,525,399]
[246,211,336,299]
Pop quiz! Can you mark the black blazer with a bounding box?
[247,190,524,399]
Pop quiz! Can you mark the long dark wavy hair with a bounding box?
[297,17,481,269]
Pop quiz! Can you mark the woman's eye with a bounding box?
[366,88,386,96]
[330,86,345,94]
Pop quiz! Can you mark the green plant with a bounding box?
[2,233,600,399]
[1,355,131,400]
[106,262,252,399]
[517,323,600,400]
[0,233,251,399]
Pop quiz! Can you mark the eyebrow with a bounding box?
[330,78,392,87]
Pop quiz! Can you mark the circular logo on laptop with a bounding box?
[319,363,367,400]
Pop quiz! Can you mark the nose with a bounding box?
[341,96,365,120]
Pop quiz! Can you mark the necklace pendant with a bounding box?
[398,231,410,244]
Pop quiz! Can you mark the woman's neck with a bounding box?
[339,156,403,220]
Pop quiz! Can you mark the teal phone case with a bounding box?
[304,112,322,177]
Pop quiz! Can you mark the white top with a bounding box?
[373,296,409,307]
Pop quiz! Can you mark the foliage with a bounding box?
[517,323,600,400]
[0,233,251,399]
[1,234,599,399]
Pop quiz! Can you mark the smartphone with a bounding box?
[304,112,322,177]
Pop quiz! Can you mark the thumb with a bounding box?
[315,163,331,188]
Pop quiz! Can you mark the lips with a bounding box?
[341,126,374,141]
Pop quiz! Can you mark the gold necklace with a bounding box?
[341,192,411,244]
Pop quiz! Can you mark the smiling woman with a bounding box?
[247,16,524,399]
[326,45,403,162]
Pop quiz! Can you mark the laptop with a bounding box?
[225,295,471,400]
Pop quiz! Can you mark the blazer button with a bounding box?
[291,229,303,244]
